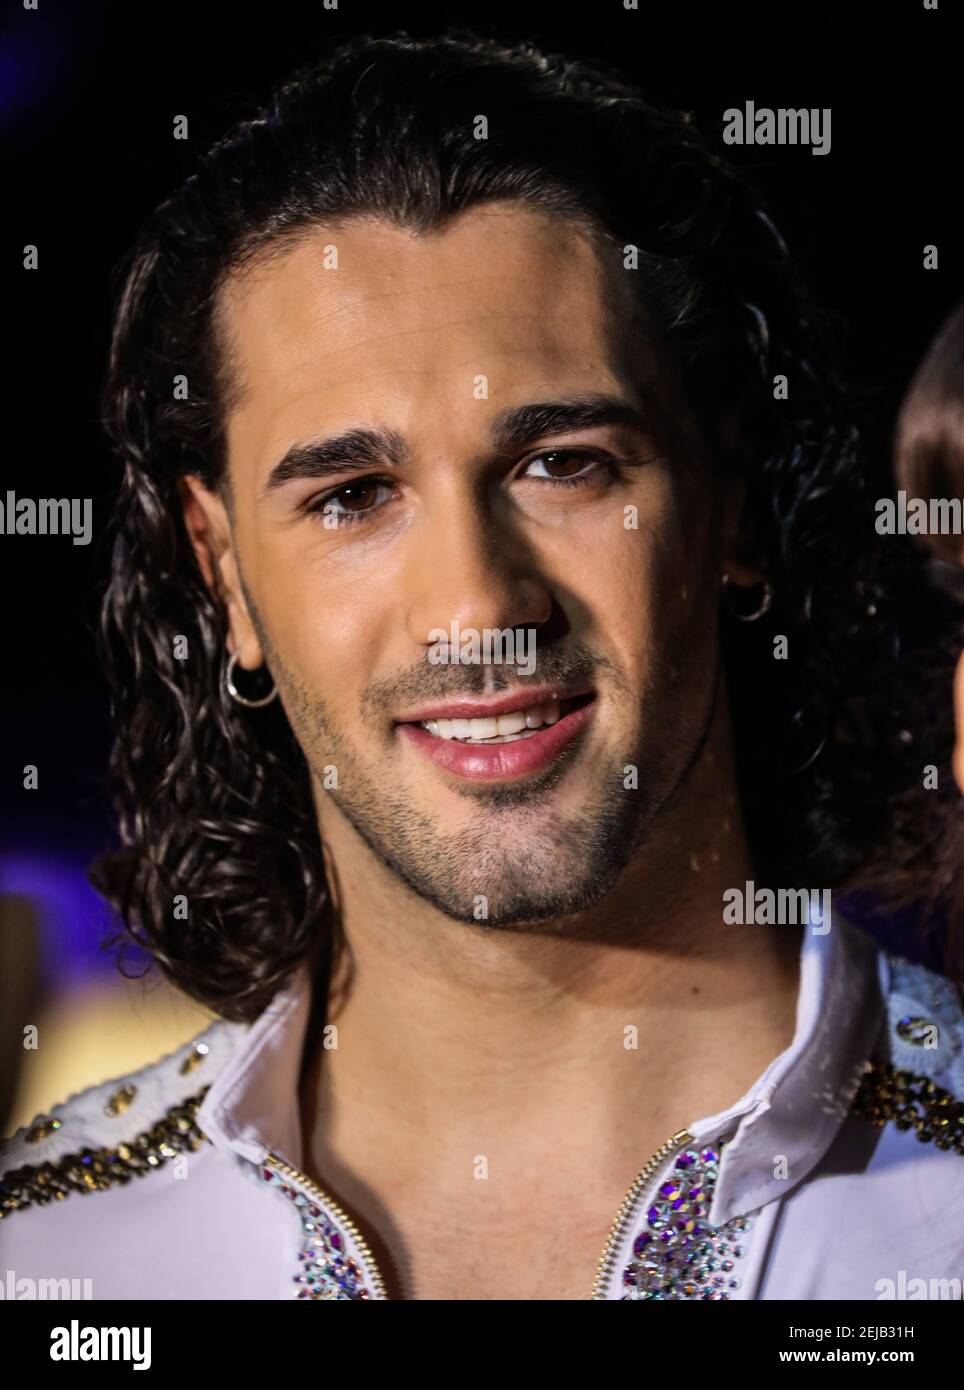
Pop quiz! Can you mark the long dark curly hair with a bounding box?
[90,29,960,1021]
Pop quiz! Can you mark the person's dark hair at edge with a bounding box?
[895,296,964,569]
[893,296,964,948]
[91,29,960,1022]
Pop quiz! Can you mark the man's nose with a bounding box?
[403,489,552,651]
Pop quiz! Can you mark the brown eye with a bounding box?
[544,451,587,478]
[524,449,605,481]
[558,453,588,477]
[334,480,381,512]
[308,476,395,524]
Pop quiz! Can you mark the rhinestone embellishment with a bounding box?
[105,1084,137,1117]
[850,1059,964,1153]
[25,1117,62,1144]
[179,1043,210,1076]
[260,1165,373,1300]
[895,1016,938,1047]
[0,1089,210,1219]
[621,1143,752,1300]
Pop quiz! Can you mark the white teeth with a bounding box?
[419,698,569,742]
[470,716,500,739]
[496,711,527,735]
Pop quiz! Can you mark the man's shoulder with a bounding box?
[0,1015,246,1211]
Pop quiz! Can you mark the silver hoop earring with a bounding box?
[722,573,773,622]
[225,652,278,708]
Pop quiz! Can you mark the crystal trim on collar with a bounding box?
[621,1142,751,1300]
[260,1164,374,1300]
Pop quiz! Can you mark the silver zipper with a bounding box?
[590,1129,695,1300]
[264,1151,391,1300]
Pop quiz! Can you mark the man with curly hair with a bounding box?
[2,31,962,1301]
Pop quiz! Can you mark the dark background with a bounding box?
[2,0,961,989]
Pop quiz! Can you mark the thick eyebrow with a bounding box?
[261,426,410,496]
[490,395,655,454]
[260,393,656,498]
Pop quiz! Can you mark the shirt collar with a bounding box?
[197,908,884,1224]
[696,908,884,1226]
[197,965,314,1170]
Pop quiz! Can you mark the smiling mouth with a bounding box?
[412,693,595,744]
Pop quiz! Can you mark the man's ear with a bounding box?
[178,474,264,669]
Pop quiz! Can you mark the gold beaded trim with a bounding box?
[104,1084,138,1117]
[850,1060,964,1154]
[0,1087,211,1221]
[25,1117,62,1144]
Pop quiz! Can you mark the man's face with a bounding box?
[192,204,729,925]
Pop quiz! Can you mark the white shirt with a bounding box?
[2,910,963,1300]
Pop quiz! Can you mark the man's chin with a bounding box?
[371,813,644,929]
[412,856,636,929]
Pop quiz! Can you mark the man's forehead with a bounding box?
[216,206,640,400]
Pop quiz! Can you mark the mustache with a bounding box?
[361,639,612,718]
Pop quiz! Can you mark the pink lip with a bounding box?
[395,684,594,724]
[397,697,596,782]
